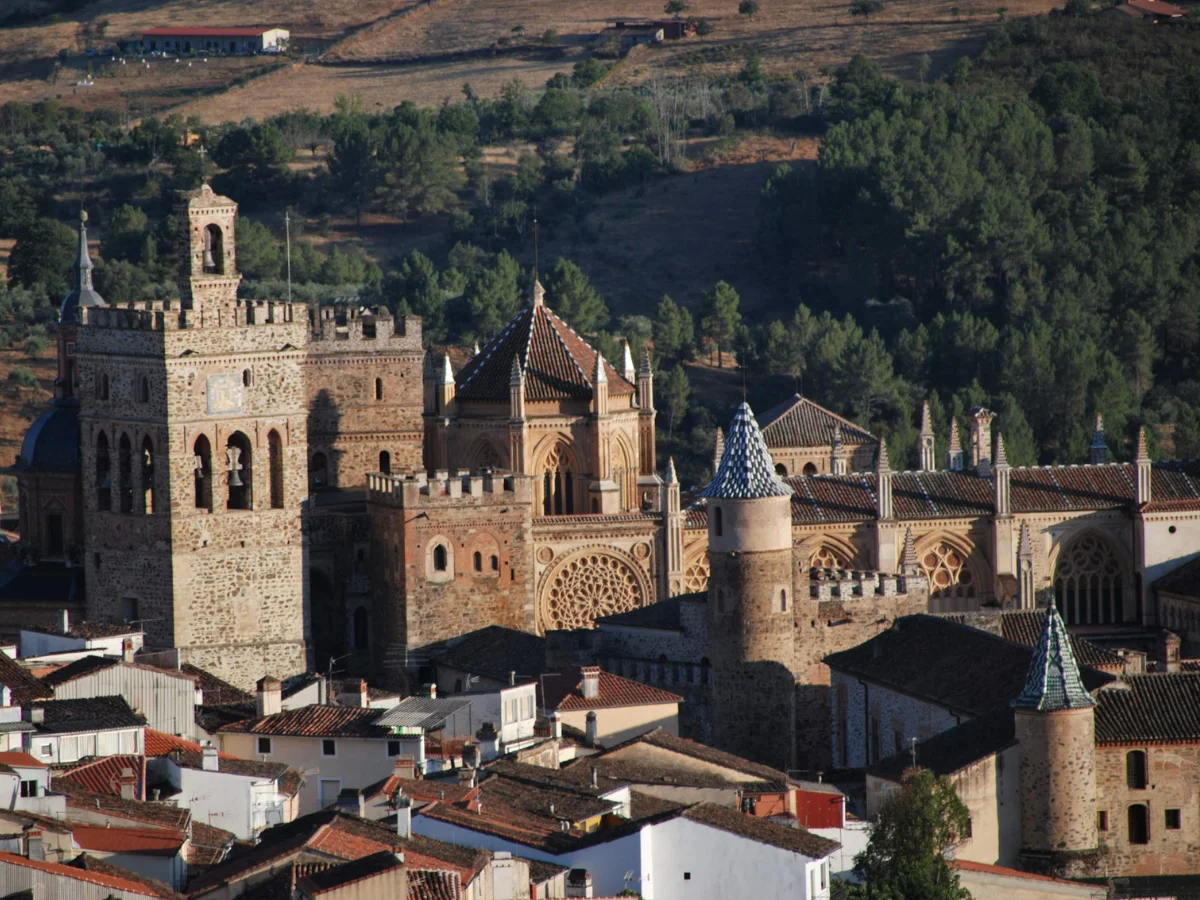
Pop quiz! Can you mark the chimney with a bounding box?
[590,767,598,789]
[395,792,412,839]
[119,767,138,800]
[458,766,477,789]
[461,741,479,770]
[348,679,369,708]
[509,670,516,686]
[337,788,365,818]
[394,755,416,781]
[585,711,598,747]
[0,685,11,708]
[968,407,995,474]
[121,638,135,664]
[25,828,43,862]
[424,683,437,700]
[201,743,219,772]
[58,609,70,634]
[26,707,43,725]
[550,711,563,740]
[580,667,600,700]
[256,676,282,717]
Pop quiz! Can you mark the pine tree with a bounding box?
[700,281,742,368]
[544,258,608,332]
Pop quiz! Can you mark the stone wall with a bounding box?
[1093,742,1200,875]
[367,471,536,687]
[1015,708,1098,864]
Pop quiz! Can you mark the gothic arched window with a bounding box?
[541,441,576,516]
[810,545,846,570]
[193,435,212,511]
[268,430,284,509]
[225,432,253,510]
[920,541,978,613]
[203,224,224,274]
[95,432,111,512]
[141,436,155,515]
[118,433,134,514]
[1054,533,1126,625]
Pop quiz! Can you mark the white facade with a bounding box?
[19,629,142,660]
[413,811,834,900]
[218,731,421,817]
[462,683,538,753]
[50,664,195,737]
[26,725,143,764]
[151,756,292,840]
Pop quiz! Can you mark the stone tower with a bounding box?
[1013,603,1098,871]
[703,402,797,772]
[77,185,308,689]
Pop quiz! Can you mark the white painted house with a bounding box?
[19,614,143,662]
[0,751,63,819]
[24,696,144,764]
[42,654,197,738]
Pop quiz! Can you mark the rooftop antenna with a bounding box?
[285,210,292,303]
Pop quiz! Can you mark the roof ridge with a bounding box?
[539,306,590,387]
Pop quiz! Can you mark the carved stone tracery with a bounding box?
[538,548,648,632]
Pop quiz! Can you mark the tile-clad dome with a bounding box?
[16,402,80,473]
[700,402,793,500]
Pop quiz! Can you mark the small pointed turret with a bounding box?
[440,353,454,385]
[666,456,678,485]
[531,278,545,308]
[876,438,893,520]
[700,403,792,500]
[948,418,964,471]
[622,340,636,383]
[510,357,526,421]
[900,526,919,576]
[60,210,105,321]
[1013,603,1095,711]
[1090,413,1108,464]
[473,341,481,357]
[1017,521,1035,609]
[592,351,609,416]
[994,433,1011,516]
[1136,426,1152,505]
[831,424,847,476]
[995,432,1009,468]
[919,400,935,471]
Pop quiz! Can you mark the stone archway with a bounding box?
[916,533,984,613]
[537,547,651,632]
[1052,531,1129,625]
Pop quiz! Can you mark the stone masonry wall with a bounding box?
[1094,743,1200,875]
[1015,708,1098,861]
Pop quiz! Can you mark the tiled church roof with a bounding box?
[1094,674,1200,744]
[999,611,1125,671]
[1152,554,1200,598]
[700,403,793,500]
[1011,605,1095,711]
[757,394,876,449]
[455,304,634,402]
[684,461,1200,527]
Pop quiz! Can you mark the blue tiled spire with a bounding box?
[1012,603,1095,711]
[700,403,793,500]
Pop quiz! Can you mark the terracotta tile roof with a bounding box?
[825,615,1113,717]
[999,611,1125,670]
[758,394,876,449]
[0,849,171,898]
[1094,673,1200,744]
[1153,555,1200,599]
[528,858,569,885]
[484,759,627,800]
[56,754,145,799]
[34,696,145,734]
[408,869,463,900]
[70,852,185,899]
[361,774,471,805]
[197,702,257,735]
[869,709,1017,782]
[296,850,404,895]
[682,803,839,859]
[455,305,634,402]
[185,830,334,894]
[217,705,387,738]
[188,820,235,867]
[59,782,192,830]
[145,729,206,757]
[0,751,46,768]
[432,626,546,683]
[592,727,798,789]
[0,652,51,704]
[23,620,139,640]
[951,858,1101,887]
[171,751,289,781]
[1123,0,1185,14]
[541,667,682,712]
[178,664,254,707]
[72,824,185,855]
[700,403,793,500]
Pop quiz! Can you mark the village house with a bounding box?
[540,666,682,747]
[140,26,289,55]
[25,696,145,764]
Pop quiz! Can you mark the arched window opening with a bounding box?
[920,541,978,613]
[1055,533,1126,626]
[141,436,155,515]
[268,430,284,509]
[99,373,109,401]
[225,432,253,511]
[811,545,846,570]
[310,452,328,491]
[714,505,723,538]
[352,607,369,651]
[96,432,111,511]
[242,369,252,388]
[473,551,482,573]
[193,435,212,511]
[203,224,224,274]
[45,513,64,557]
[490,554,499,572]
[780,589,788,613]
[541,442,575,516]
[433,544,448,572]
[118,433,134,514]
[1128,805,1149,845]
[775,463,788,476]
[137,376,149,403]
[375,378,383,401]
[802,462,818,475]
[1126,750,1147,789]
[379,451,391,475]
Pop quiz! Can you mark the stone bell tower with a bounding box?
[703,402,797,772]
[78,185,309,689]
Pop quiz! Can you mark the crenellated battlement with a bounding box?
[79,298,305,332]
[367,468,532,508]
[806,566,928,602]
[308,305,422,349]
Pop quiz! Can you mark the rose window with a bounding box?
[540,552,645,631]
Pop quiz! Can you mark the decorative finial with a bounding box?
[593,351,608,385]
[901,526,918,572]
[638,348,652,377]
[666,457,678,484]
[920,400,933,436]
[531,278,545,308]
[995,432,1009,468]
[876,438,891,473]
[510,357,523,386]
[949,418,962,453]
[440,353,454,386]
[1136,426,1150,462]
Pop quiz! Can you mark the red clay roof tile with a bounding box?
[541,667,682,711]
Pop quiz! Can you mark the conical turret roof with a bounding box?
[1012,603,1096,711]
[60,210,105,321]
[700,403,793,500]
[456,304,633,403]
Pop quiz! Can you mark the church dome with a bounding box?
[16,401,80,473]
[60,211,105,322]
[455,290,634,403]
